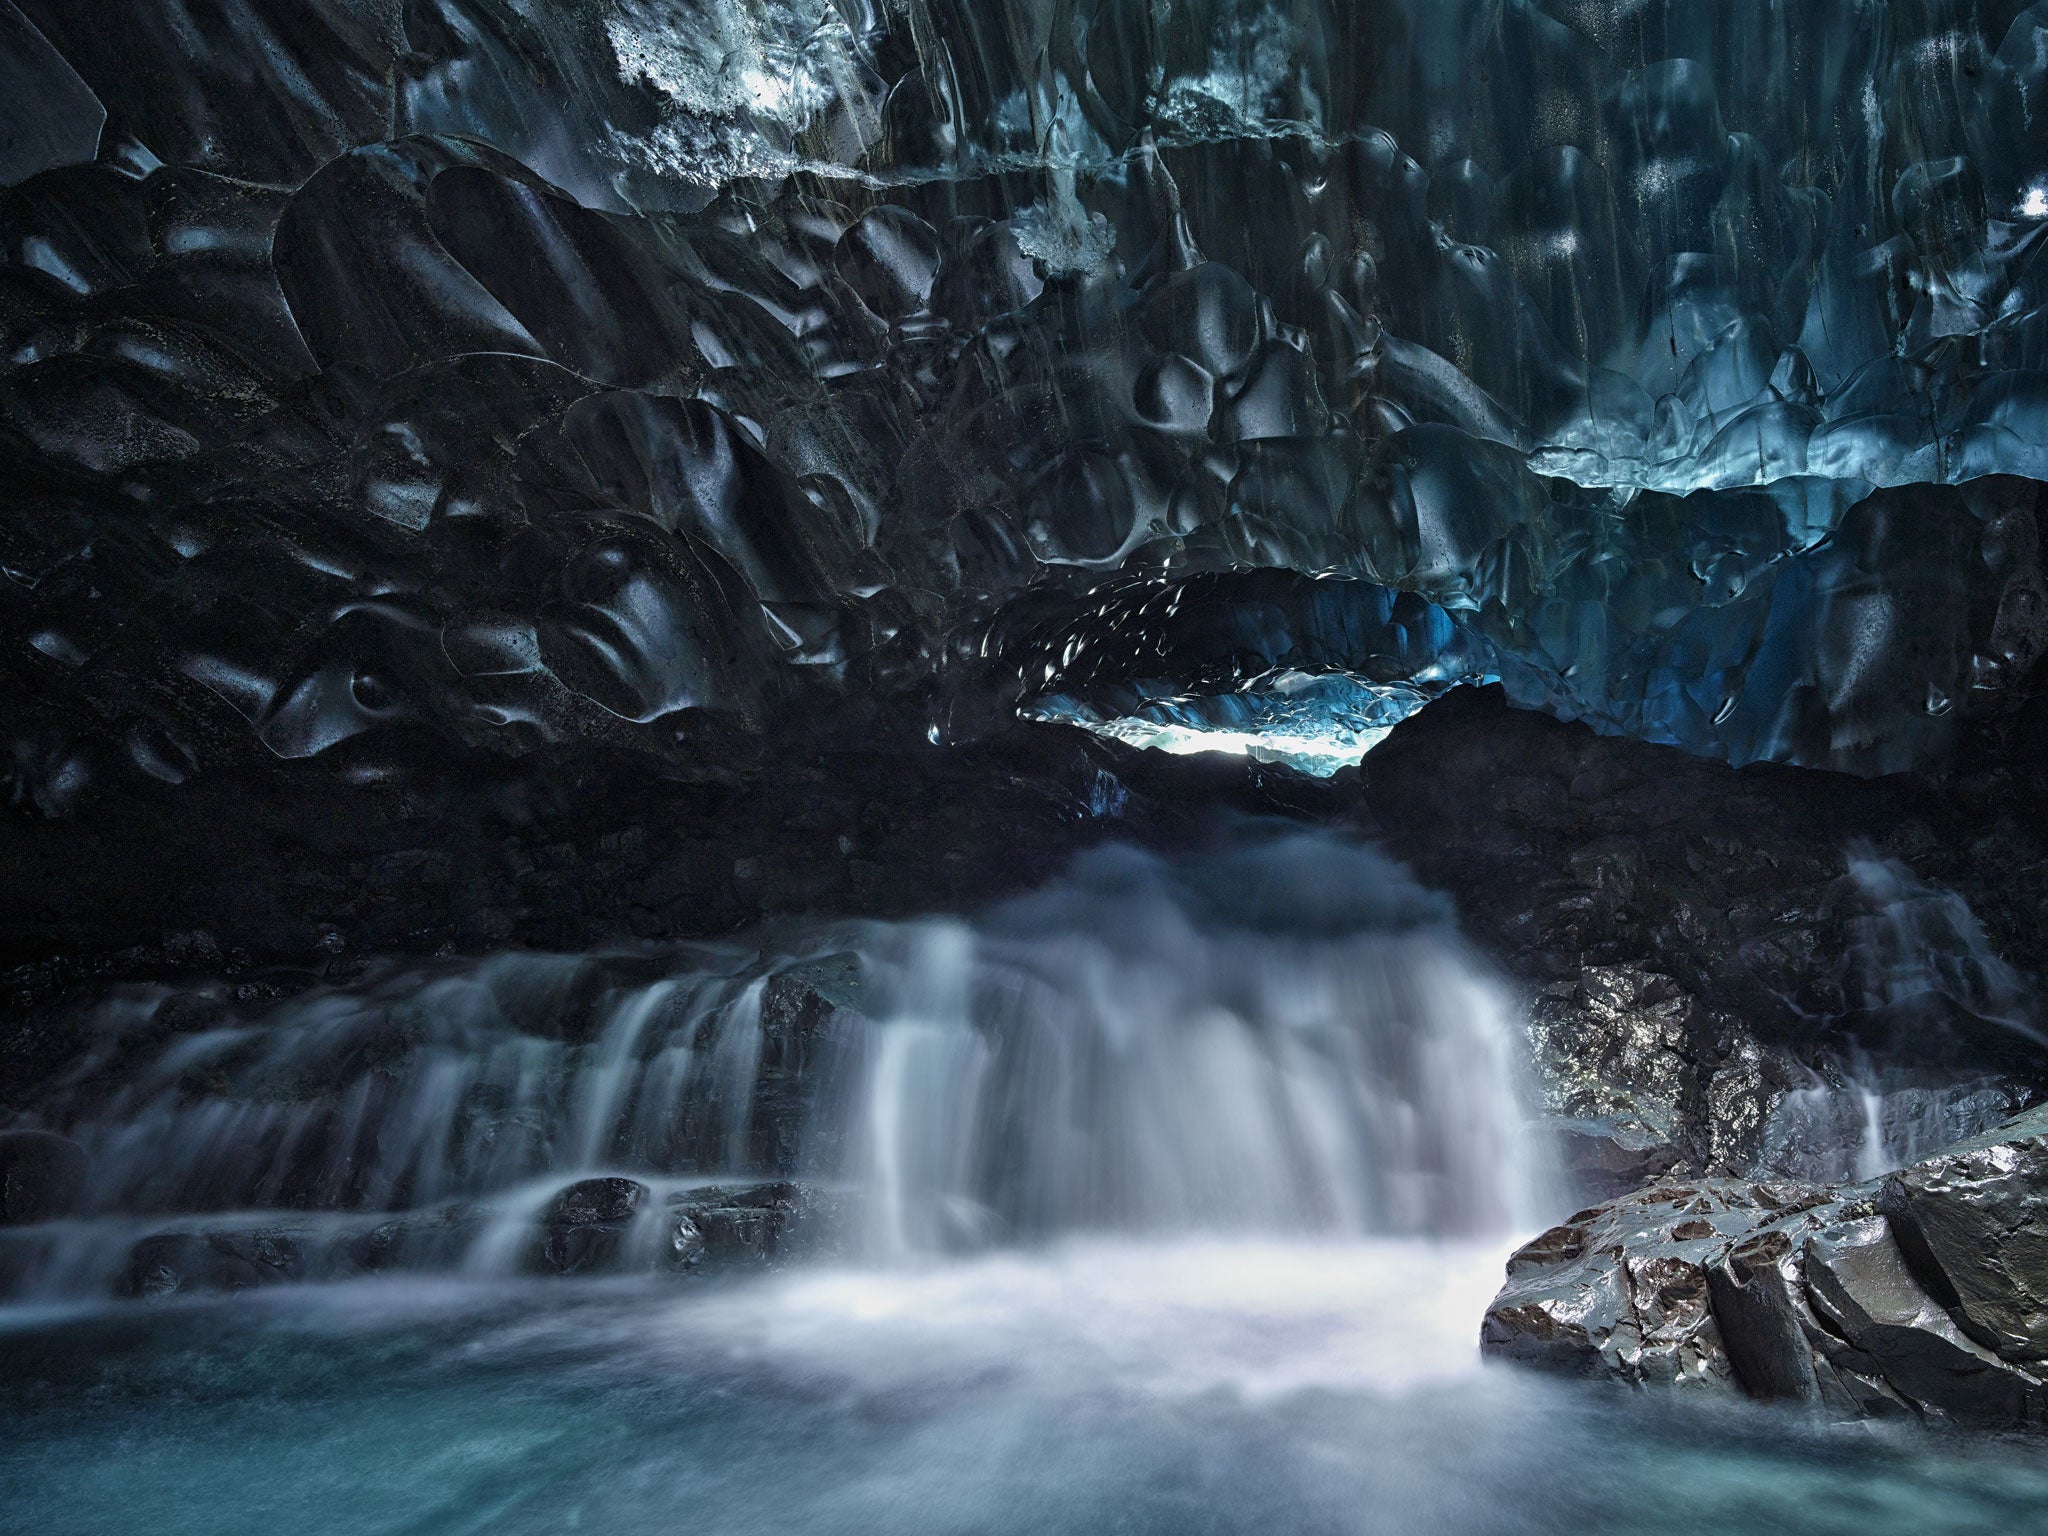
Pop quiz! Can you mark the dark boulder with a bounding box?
[749,959,868,1174]
[526,1177,838,1277]
[0,1130,88,1224]
[668,1181,841,1273]
[534,1176,647,1275]
[1881,1116,2048,1363]
[340,1205,483,1275]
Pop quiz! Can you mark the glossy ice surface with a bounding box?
[7,2,2048,808]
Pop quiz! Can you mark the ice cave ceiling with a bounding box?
[5,0,2048,807]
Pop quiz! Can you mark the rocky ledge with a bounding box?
[0,1177,841,1302]
[1484,1106,2048,1425]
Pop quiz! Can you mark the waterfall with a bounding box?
[840,838,1540,1253]
[1759,848,2041,1182]
[0,831,1546,1300]
[1845,847,2041,1051]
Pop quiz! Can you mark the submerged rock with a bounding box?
[95,1178,841,1298]
[667,1181,842,1272]
[1485,1106,2048,1425]
[126,1227,306,1298]
[530,1177,841,1277]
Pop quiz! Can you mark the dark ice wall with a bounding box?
[6,0,2048,814]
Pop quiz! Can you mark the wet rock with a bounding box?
[0,1130,88,1224]
[1525,967,1693,1193]
[1486,1106,2048,1426]
[1526,966,1694,1140]
[751,959,868,1173]
[527,1176,838,1277]
[1523,966,1791,1195]
[1543,1123,1683,1205]
[1483,1179,1832,1391]
[340,1205,482,1275]
[98,1215,463,1298]
[1369,685,2048,1067]
[1880,1105,2048,1363]
[667,1181,840,1272]
[535,1176,647,1276]
[1700,1021,1794,1174]
[1803,1216,2031,1420]
[125,1228,304,1298]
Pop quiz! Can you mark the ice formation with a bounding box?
[6,0,2048,800]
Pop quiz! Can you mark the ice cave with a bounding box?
[8,3,2048,1532]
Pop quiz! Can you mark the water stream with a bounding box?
[5,831,2048,1533]
[1,832,1544,1296]
[1760,848,2041,1183]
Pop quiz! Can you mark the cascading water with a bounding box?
[840,835,1541,1254]
[0,830,1545,1302]
[11,832,2048,1536]
[1760,846,2043,1183]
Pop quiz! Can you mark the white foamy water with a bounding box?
[616,1236,1518,1402]
[10,837,2048,1536]
[3,829,1550,1300]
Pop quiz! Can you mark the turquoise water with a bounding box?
[5,1240,2047,1536]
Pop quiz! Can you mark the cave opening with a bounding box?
[8,2,2048,1531]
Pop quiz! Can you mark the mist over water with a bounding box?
[4,830,1543,1298]
[841,834,1542,1252]
[7,830,2048,1535]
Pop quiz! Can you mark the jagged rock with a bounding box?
[1485,1106,2048,1426]
[1525,965,1695,1196]
[1526,966,1694,1141]
[1802,1217,2026,1420]
[0,1129,87,1223]
[1881,1108,2048,1363]
[1482,1178,1836,1391]
[1700,1021,1795,1174]
[1523,965,1793,1197]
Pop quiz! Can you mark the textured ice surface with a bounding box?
[4,1,2048,806]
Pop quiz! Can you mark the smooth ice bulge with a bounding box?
[6,2,2048,817]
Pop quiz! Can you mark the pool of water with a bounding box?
[5,1238,2047,1536]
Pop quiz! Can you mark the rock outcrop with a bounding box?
[1484,1106,2048,1425]
[534,1176,840,1277]
[81,1177,838,1300]
[1524,964,1795,1200]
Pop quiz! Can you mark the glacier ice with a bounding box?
[5,0,2048,807]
